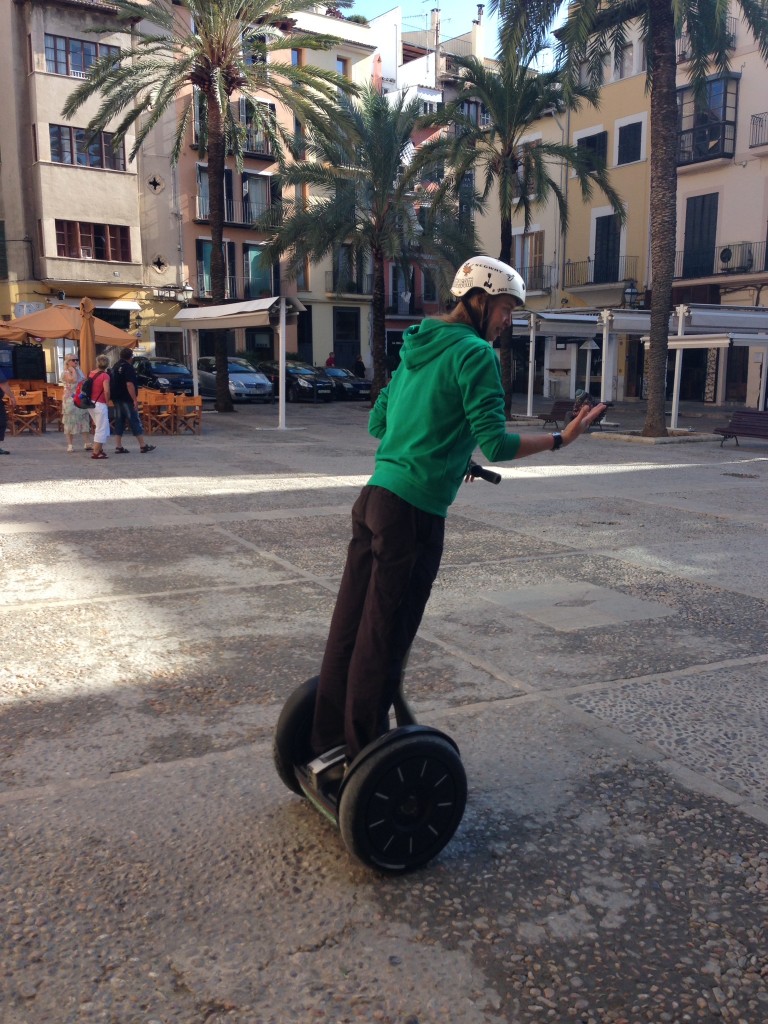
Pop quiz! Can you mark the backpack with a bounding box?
[73,374,96,409]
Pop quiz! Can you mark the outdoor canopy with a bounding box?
[0,298,137,373]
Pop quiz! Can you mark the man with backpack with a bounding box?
[110,347,155,455]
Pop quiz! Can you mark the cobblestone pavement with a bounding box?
[1,398,767,1024]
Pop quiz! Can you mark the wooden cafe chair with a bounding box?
[8,390,46,435]
[174,393,203,435]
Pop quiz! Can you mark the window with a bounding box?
[196,238,235,298]
[423,267,437,303]
[615,43,633,79]
[295,258,309,291]
[459,171,474,228]
[196,165,234,221]
[293,116,306,159]
[44,34,119,77]
[55,220,131,261]
[244,33,267,66]
[240,99,275,156]
[291,48,302,67]
[336,56,349,77]
[513,231,545,289]
[243,243,272,298]
[242,173,270,222]
[576,130,608,167]
[49,125,125,170]
[677,75,738,165]
[593,214,621,283]
[617,121,642,165]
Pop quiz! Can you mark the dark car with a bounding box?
[197,356,274,403]
[315,365,371,401]
[256,360,334,403]
[134,356,195,394]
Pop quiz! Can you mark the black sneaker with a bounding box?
[0,448,9,455]
[140,445,156,453]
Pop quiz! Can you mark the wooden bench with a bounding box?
[537,399,573,430]
[714,409,768,447]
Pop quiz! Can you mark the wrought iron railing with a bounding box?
[677,122,736,165]
[676,17,736,62]
[563,255,637,288]
[673,240,766,279]
[519,263,554,292]
[324,271,373,295]
[195,195,271,226]
[243,129,273,157]
[750,112,768,148]
[386,293,424,316]
[195,269,237,300]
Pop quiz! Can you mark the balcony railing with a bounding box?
[676,17,736,62]
[750,112,768,148]
[386,293,424,316]
[519,263,554,293]
[673,240,766,279]
[195,195,272,227]
[564,255,637,289]
[677,122,736,165]
[243,129,273,157]
[195,269,237,300]
[325,271,373,295]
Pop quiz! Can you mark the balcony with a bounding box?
[676,17,736,62]
[325,271,373,295]
[519,263,554,293]
[673,240,766,279]
[750,112,768,148]
[195,269,237,300]
[194,195,273,227]
[386,293,424,316]
[243,129,273,158]
[564,255,637,289]
[677,121,735,166]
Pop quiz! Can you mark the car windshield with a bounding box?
[322,368,344,377]
[289,366,316,376]
[151,361,190,374]
[227,359,257,374]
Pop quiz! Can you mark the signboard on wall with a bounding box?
[14,302,45,318]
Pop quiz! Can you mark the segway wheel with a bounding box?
[339,733,467,873]
[273,676,319,795]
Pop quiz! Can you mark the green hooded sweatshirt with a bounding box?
[368,318,521,517]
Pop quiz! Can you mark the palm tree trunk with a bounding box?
[206,100,235,414]
[371,249,387,402]
[498,223,514,418]
[642,0,677,437]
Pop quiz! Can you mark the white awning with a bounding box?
[174,296,307,331]
[642,333,768,350]
[528,311,599,338]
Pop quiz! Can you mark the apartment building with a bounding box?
[545,11,768,405]
[0,0,142,377]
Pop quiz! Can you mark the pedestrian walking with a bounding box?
[110,348,155,455]
[87,355,112,460]
[61,355,92,452]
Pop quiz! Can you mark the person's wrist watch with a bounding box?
[551,432,563,451]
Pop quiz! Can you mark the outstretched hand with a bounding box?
[562,402,607,444]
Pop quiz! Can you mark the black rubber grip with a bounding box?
[467,463,501,485]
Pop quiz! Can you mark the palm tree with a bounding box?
[63,0,352,413]
[434,37,625,417]
[496,0,768,435]
[263,84,477,399]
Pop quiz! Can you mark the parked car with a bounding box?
[256,360,334,403]
[315,365,371,401]
[133,356,195,395]
[197,356,274,403]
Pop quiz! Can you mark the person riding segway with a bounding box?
[274,255,606,872]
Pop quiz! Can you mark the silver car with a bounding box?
[197,357,274,403]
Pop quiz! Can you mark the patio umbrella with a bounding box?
[0,300,137,373]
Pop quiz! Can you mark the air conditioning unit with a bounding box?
[721,243,754,272]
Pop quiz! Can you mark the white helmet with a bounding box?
[450,256,526,306]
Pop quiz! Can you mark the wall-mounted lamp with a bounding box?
[156,283,195,305]
[623,279,641,308]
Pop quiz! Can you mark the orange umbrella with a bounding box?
[0,300,137,374]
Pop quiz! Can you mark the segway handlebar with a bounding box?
[466,462,502,485]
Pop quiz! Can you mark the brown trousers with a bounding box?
[311,485,445,759]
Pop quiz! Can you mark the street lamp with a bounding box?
[623,279,640,308]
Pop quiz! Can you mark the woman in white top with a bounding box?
[61,355,92,453]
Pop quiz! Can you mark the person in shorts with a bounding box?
[88,355,112,459]
[110,347,155,454]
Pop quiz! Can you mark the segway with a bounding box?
[273,464,500,874]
